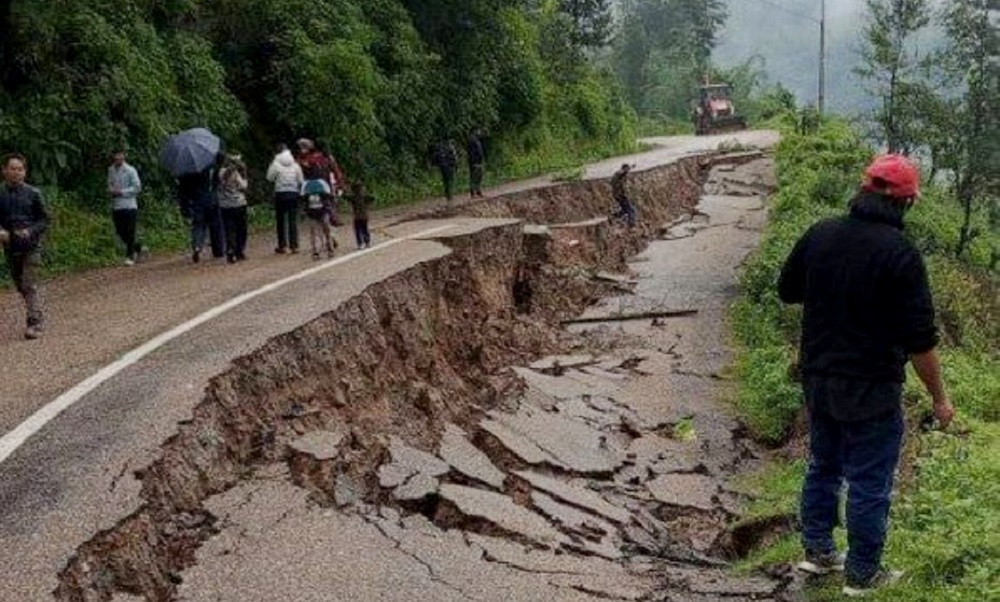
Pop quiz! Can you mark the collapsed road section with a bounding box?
[8,149,787,601]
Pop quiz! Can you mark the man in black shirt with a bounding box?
[467,130,486,198]
[0,153,48,340]
[779,154,955,597]
[611,164,636,227]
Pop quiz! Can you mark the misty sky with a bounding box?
[715,0,948,114]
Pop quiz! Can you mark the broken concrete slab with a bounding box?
[555,397,624,430]
[480,417,566,468]
[531,491,616,538]
[393,473,440,502]
[548,572,654,601]
[529,354,597,372]
[628,434,703,475]
[378,437,450,489]
[438,484,567,548]
[593,271,638,285]
[334,473,363,507]
[467,533,624,576]
[647,474,718,511]
[512,366,601,399]
[288,428,348,461]
[438,423,506,489]
[516,471,631,524]
[489,406,625,474]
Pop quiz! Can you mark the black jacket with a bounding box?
[779,193,938,418]
[0,183,49,253]
[467,136,485,165]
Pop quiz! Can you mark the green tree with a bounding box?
[937,0,999,257]
[855,0,931,153]
[612,0,727,120]
[558,0,613,48]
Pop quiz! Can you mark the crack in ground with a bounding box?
[365,517,478,601]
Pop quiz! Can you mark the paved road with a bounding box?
[0,130,778,601]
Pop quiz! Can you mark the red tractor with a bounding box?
[693,83,748,135]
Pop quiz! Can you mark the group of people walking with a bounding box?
[431,131,487,201]
[0,137,377,340]
[264,139,371,260]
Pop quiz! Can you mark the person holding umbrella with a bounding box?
[161,128,225,263]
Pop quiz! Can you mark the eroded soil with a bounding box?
[55,156,788,602]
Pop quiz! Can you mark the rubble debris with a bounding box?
[486,407,625,474]
[287,429,348,461]
[561,309,698,326]
[438,423,506,489]
[438,484,568,548]
[647,474,719,511]
[378,437,450,489]
[516,471,631,525]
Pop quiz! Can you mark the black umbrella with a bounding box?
[159,128,222,177]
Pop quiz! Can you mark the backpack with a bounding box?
[301,153,331,181]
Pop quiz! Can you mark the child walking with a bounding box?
[347,181,372,249]
[302,179,335,259]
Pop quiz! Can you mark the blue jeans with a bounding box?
[191,205,223,257]
[801,405,904,582]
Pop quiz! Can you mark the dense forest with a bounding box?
[0,0,732,198]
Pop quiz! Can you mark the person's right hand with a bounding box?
[0,229,9,246]
[933,397,956,428]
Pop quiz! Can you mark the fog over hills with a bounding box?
[715,0,947,115]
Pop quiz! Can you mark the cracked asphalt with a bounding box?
[0,132,781,601]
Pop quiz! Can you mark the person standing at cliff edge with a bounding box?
[779,154,955,598]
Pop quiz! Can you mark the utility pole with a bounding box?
[753,0,828,113]
[819,0,826,115]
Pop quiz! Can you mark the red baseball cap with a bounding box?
[862,154,921,199]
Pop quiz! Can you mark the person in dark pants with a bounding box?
[107,150,143,265]
[431,139,458,201]
[177,167,222,263]
[467,130,486,198]
[778,155,955,598]
[0,153,48,340]
[346,180,373,249]
[266,144,304,254]
[610,164,637,227]
[218,154,249,263]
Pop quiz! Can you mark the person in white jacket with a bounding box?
[266,144,305,254]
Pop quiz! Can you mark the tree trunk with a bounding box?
[956,173,975,258]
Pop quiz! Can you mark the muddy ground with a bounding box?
[54,155,791,602]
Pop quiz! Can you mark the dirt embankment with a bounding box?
[55,155,776,602]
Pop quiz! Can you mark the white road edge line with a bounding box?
[0,224,456,465]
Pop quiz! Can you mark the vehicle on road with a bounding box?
[693,82,748,135]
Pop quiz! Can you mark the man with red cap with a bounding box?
[778,155,955,597]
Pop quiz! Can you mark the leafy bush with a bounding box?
[0,0,637,281]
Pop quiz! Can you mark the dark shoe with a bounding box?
[312,252,321,260]
[236,254,247,262]
[290,248,300,255]
[227,254,237,264]
[796,550,846,575]
[192,249,201,264]
[843,568,903,597]
[275,247,287,255]
[24,325,42,340]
